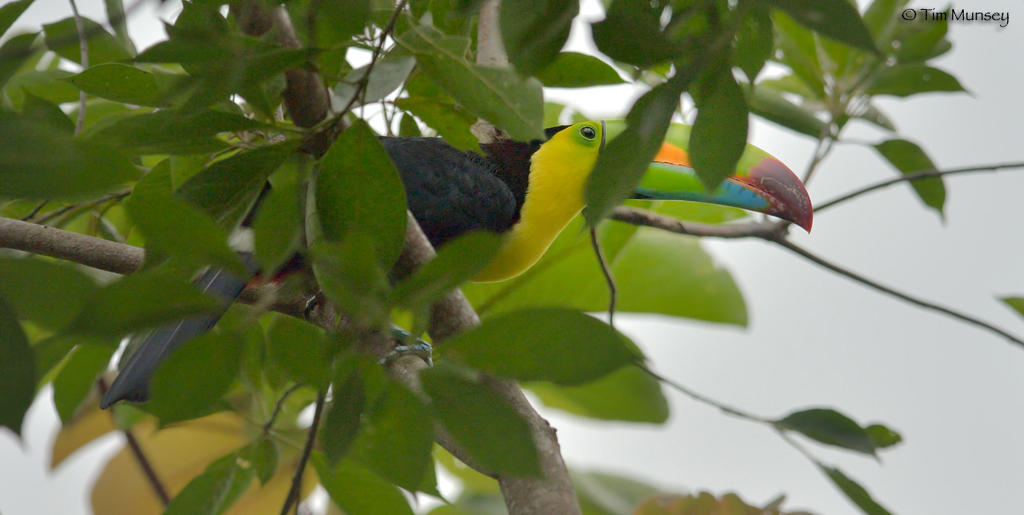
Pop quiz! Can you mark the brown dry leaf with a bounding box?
[634,492,801,515]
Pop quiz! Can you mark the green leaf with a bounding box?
[866,63,966,97]
[52,344,114,424]
[265,314,331,388]
[243,436,278,486]
[895,8,948,62]
[314,0,370,47]
[421,364,540,476]
[591,0,686,68]
[69,271,220,337]
[0,258,97,331]
[690,65,749,190]
[320,366,366,466]
[609,228,747,325]
[313,453,414,515]
[0,296,35,436]
[765,0,879,53]
[310,238,392,329]
[333,54,416,109]
[777,408,877,455]
[820,465,894,515]
[165,451,256,515]
[501,0,578,76]
[350,381,435,492]
[398,112,421,137]
[393,97,478,151]
[147,331,245,424]
[734,4,773,82]
[746,85,826,138]
[854,102,896,132]
[392,232,504,311]
[873,139,944,215]
[865,423,903,450]
[443,308,637,385]
[0,0,33,39]
[534,52,625,88]
[97,108,266,155]
[63,64,162,106]
[863,0,906,48]
[0,32,39,90]
[0,117,138,199]
[463,220,748,326]
[175,143,296,229]
[1001,297,1024,319]
[398,24,544,141]
[772,12,826,99]
[316,119,408,268]
[43,17,131,65]
[103,0,133,53]
[128,160,245,273]
[253,166,304,276]
[526,365,668,423]
[585,78,684,225]
[21,91,74,134]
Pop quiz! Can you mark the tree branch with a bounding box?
[476,0,507,67]
[97,378,171,506]
[0,217,143,274]
[280,391,324,515]
[814,161,1024,213]
[610,206,779,239]
[772,238,1024,348]
[392,214,582,514]
[608,206,1024,348]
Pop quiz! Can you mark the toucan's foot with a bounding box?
[382,327,433,366]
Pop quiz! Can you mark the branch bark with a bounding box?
[0,217,143,274]
[813,161,1024,213]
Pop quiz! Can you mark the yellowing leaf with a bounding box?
[91,412,317,515]
[51,402,116,468]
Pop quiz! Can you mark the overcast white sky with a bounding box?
[2,0,1023,514]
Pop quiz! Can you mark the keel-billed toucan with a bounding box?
[99,120,812,408]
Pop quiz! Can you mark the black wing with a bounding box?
[99,260,252,408]
[380,137,517,247]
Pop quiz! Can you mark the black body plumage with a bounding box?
[101,130,566,408]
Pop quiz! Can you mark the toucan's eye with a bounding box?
[579,126,597,140]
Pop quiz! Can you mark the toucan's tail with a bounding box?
[99,261,253,408]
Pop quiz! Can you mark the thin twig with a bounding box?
[800,129,834,186]
[97,378,171,506]
[639,365,771,424]
[814,161,1024,213]
[264,383,302,433]
[280,392,325,515]
[68,0,89,135]
[32,190,130,225]
[21,201,48,221]
[589,226,616,327]
[773,237,1024,348]
[325,0,407,131]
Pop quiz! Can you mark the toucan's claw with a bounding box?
[383,327,433,366]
